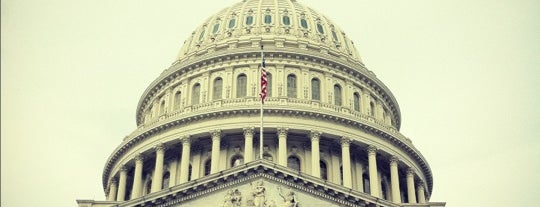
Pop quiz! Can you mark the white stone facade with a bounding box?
[77,0,445,207]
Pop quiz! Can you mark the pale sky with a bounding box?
[1,0,539,206]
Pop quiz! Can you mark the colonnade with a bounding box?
[106,129,427,204]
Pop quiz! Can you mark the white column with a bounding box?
[340,137,352,188]
[131,154,144,199]
[390,156,402,203]
[107,180,117,201]
[210,130,222,174]
[243,127,254,163]
[310,131,321,178]
[417,183,426,203]
[367,145,380,198]
[116,166,127,201]
[277,127,288,167]
[151,144,166,193]
[179,136,191,183]
[407,168,417,203]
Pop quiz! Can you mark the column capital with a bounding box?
[390,156,399,165]
[120,165,128,172]
[109,179,118,185]
[155,143,167,153]
[367,145,378,155]
[310,130,321,141]
[243,127,255,136]
[134,153,145,163]
[210,129,222,141]
[180,135,191,145]
[277,127,289,137]
[416,183,425,190]
[407,167,415,177]
[340,137,351,147]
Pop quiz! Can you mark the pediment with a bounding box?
[120,160,392,207]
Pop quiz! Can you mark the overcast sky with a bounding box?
[2,0,539,206]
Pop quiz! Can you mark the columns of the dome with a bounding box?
[277,127,288,167]
[116,166,127,202]
[367,145,380,198]
[210,130,222,174]
[340,137,352,188]
[390,156,402,203]
[151,144,166,193]
[131,154,144,199]
[406,168,417,203]
[168,159,177,187]
[243,127,254,163]
[310,131,321,178]
[179,136,191,183]
[417,183,426,203]
[107,179,117,201]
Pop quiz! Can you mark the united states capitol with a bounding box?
[77,0,446,206]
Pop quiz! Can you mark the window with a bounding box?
[231,155,244,167]
[363,173,370,193]
[192,83,201,105]
[317,23,324,34]
[263,153,273,161]
[213,78,223,100]
[282,16,290,25]
[332,30,339,42]
[145,180,152,195]
[174,91,181,110]
[370,101,375,116]
[204,159,211,176]
[287,156,301,171]
[245,16,254,26]
[300,18,308,29]
[353,92,360,111]
[212,23,220,34]
[287,74,297,98]
[198,29,205,41]
[320,161,328,180]
[236,74,247,98]
[160,100,166,114]
[334,84,342,106]
[162,172,170,189]
[267,72,273,97]
[228,18,236,29]
[264,14,272,24]
[311,78,320,100]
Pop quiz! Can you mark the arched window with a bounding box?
[332,30,339,42]
[334,84,342,106]
[162,172,170,189]
[212,22,220,34]
[245,15,254,26]
[317,23,325,34]
[174,91,181,110]
[192,83,201,105]
[287,156,301,171]
[264,14,272,24]
[228,18,236,29]
[320,161,328,180]
[231,155,244,167]
[198,29,206,41]
[370,101,375,116]
[300,18,308,29]
[204,159,211,176]
[263,153,273,161]
[267,72,273,97]
[213,78,223,100]
[236,74,247,98]
[353,92,360,111]
[159,100,166,114]
[311,78,320,100]
[287,74,297,98]
[282,16,290,25]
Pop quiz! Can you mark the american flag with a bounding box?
[260,58,267,104]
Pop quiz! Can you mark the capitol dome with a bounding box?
[78,0,445,207]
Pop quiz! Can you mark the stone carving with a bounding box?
[277,187,298,207]
[223,188,242,207]
[249,181,276,207]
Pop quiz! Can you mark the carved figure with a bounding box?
[251,181,266,207]
[277,187,298,207]
[224,188,242,207]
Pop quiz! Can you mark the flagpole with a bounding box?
[259,44,264,160]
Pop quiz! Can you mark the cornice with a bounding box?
[135,46,401,129]
[103,101,431,196]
